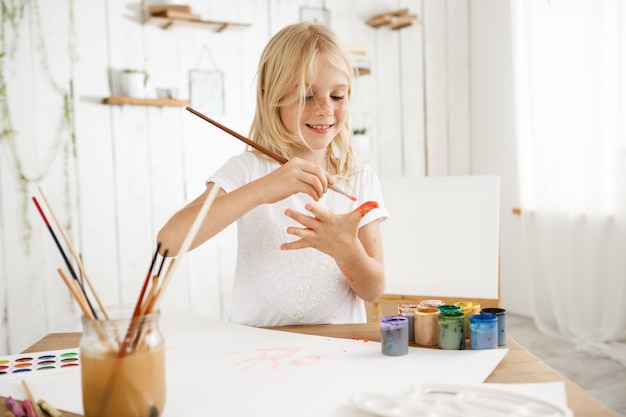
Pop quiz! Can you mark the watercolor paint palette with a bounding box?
[350,383,573,417]
[0,349,81,380]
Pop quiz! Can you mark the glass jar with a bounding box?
[80,309,166,417]
[397,304,418,342]
[414,307,439,346]
[469,314,498,350]
[438,311,465,350]
[380,316,409,356]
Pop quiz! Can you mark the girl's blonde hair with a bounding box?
[249,22,356,178]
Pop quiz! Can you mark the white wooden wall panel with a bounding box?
[2,0,79,352]
[0,0,474,354]
[447,0,471,175]
[0,167,6,347]
[399,0,426,177]
[72,0,114,266]
[423,0,449,175]
[374,24,405,176]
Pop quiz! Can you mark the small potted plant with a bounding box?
[352,127,370,155]
[120,68,149,98]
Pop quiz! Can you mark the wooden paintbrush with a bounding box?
[36,188,110,320]
[186,106,357,201]
[32,196,99,319]
[147,183,220,314]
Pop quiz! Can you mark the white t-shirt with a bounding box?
[208,152,388,327]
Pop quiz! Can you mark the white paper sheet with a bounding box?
[0,313,511,416]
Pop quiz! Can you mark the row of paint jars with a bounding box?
[397,301,507,351]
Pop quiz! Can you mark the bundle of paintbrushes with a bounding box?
[32,187,170,355]
[32,185,218,349]
[32,185,219,417]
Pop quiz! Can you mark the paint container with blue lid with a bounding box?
[381,316,409,356]
[469,314,498,350]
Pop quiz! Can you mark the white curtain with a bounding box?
[512,0,626,366]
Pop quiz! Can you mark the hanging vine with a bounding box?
[0,0,77,252]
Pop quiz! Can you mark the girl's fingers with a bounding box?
[284,208,318,230]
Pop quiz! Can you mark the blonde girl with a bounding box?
[158,22,387,326]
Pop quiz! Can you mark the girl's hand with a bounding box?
[259,157,333,203]
[280,202,379,258]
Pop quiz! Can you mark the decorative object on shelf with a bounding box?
[352,128,371,158]
[156,87,179,99]
[120,69,149,98]
[188,44,224,115]
[366,9,419,30]
[148,4,201,21]
[300,6,331,25]
[101,96,189,107]
[144,3,250,31]
[189,70,224,115]
[348,45,370,76]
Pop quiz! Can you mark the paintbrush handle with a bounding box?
[186,106,288,163]
[186,107,356,201]
[32,197,99,319]
[36,188,110,320]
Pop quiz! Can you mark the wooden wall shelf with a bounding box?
[144,16,251,32]
[102,96,189,107]
[366,9,418,30]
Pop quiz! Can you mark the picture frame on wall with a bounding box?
[300,7,330,25]
[189,70,224,115]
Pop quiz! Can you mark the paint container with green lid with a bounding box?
[438,311,465,350]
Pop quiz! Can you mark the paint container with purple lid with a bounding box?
[381,316,409,356]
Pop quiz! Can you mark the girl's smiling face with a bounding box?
[279,56,350,160]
